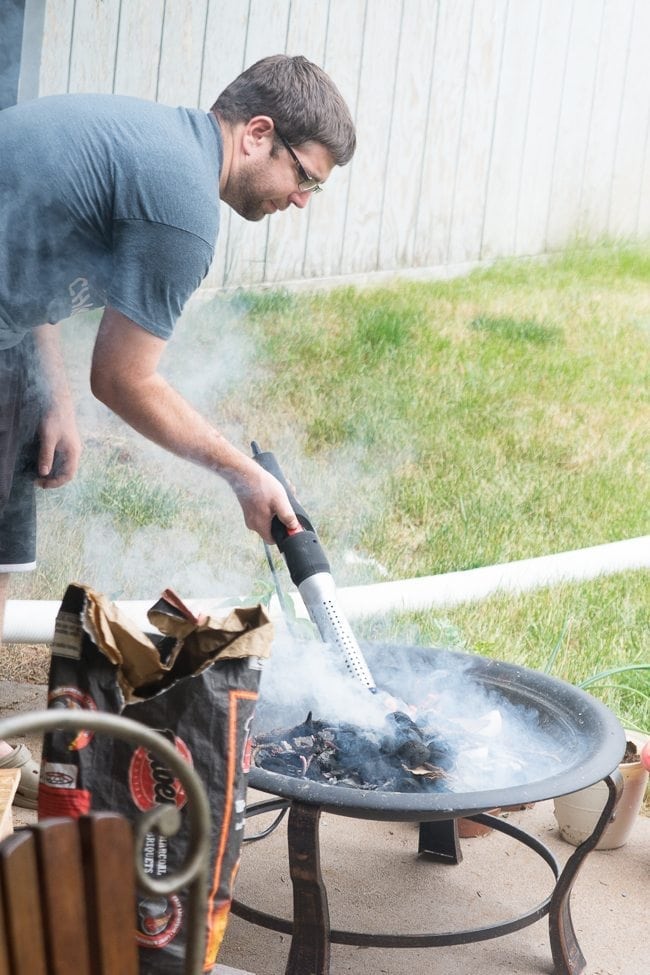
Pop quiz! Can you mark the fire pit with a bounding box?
[231,642,625,975]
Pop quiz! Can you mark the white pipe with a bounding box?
[3,535,649,644]
[332,534,650,619]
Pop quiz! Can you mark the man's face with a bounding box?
[225,133,335,222]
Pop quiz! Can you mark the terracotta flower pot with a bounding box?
[553,732,649,850]
[457,808,501,838]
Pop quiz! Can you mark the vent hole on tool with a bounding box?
[322,600,364,678]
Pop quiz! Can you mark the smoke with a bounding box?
[34,291,398,605]
[254,630,569,794]
[79,516,258,604]
[255,623,391,731]
[28,295,571,798]
[31,298,260,599]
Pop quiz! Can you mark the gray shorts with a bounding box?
[0,334,43,571]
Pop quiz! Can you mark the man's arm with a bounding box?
[34,323,82,488]
[90,306,300,543]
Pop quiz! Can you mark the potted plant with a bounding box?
[551,663,649,850]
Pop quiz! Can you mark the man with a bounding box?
[0,54,356,805]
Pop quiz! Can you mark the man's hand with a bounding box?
[228,461,300,544]
[34,323,81,489]
[37,404,82,488]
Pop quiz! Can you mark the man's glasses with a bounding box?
[274,126,323,194]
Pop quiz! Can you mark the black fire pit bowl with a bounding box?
[249,643,626,821]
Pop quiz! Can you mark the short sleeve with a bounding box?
[107,219,214,340]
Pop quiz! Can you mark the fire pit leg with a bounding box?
[548,772,623,975]
[285,801,330,975]
[418,819,462,864]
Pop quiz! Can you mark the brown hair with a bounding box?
[212,54,356,166]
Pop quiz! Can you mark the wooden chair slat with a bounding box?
[0,832,48,975]
[79,813,140,975]
[0,815,140,975]
[35,819,92,975]
[0,881,12,975]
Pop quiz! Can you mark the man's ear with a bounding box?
[242,115,275,155]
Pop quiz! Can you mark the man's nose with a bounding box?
[288,190,311,209]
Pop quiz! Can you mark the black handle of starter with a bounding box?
[251,442,331,586]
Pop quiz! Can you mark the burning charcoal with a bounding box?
[256,750,308,777]
[293,736,316,750]
[313,746,337,774]
[356,753,396,789]
[395,739,430,767]
[383,711,429,766]
[252,711,458,794]
[287,711,319,737]
[424,735,455,772]
[387,710,423,735]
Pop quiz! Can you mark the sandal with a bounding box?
[0,743,39,809]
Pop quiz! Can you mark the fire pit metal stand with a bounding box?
[232,772,623,975]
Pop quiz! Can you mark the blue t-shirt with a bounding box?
[0,93,222,349]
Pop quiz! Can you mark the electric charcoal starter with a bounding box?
[251,442,376,692]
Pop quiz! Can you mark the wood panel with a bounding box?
[198,0,252,292]
[66,0,120,94]
[609,0,650,238]
[513,0,573,256]
[412,0,475,268]
[340,0,403,274]
[156,0,210,108]
[480,0,541,260]
[38,0,74,95]
[447,0,509,266]
[112,0,166,100]
[302,0,365,281]
[377,0,440,272]
[545,0,604,250]
[576,0,634,238]
[263,0,331,285]
[635,117,650,240]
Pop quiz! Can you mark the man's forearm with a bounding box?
[33,323,81,484]
[34,323,74,407]
[91,368,303,540]
[90,306,300,540]
[92,369,256,486]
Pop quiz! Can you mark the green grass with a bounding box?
[235,245,649,580]
[75,450,183,528]
[11,242,649,728]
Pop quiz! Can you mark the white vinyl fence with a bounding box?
[19,0,650,292]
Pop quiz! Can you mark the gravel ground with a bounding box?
[0,644,50,685]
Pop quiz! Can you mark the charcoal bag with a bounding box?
[39,582,273,972]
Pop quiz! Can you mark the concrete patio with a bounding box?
[218,786,648,975]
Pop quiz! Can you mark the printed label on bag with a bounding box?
[50,610,84,659]
[135,893,183,948]
[136,826,184,948]
[47,686,98,749]
[38,782,91,818]
[128,730,192,812]
[41,762,78,789]
[241,713,254,773]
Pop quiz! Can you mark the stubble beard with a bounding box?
[227,164,270,222]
